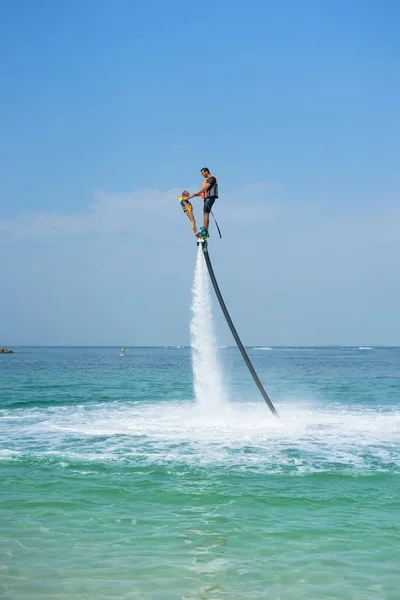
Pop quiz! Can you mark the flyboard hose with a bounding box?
[201,242,279,417]
[210,210,222,239]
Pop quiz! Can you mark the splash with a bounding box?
[190,245,226,410]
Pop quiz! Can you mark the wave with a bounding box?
[253,347,272,351]
[163,346,185,349]
[1,399,399,476]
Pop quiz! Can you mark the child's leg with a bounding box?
[184,202,198,233]
[189,212,198,232]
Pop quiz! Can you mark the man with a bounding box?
[186,168,218,238]
[179,190,198,235]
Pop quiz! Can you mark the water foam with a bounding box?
[1,401,399,474]
[190,245,226,411]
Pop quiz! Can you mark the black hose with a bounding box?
[201,243,278,417]
[210,210,222,239]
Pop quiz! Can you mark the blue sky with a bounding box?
[1,0,399,345]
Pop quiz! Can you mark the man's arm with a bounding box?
[186,187,208,201]
[187,177,215,200]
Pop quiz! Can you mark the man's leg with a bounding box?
[203,198,215,232]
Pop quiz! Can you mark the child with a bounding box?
[179,190,198,235]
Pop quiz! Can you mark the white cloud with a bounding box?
[0,185,281,240]
[1,183,400,345]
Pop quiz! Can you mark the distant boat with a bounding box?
[120,347,125,357]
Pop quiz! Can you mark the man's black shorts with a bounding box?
[203,197,216,214]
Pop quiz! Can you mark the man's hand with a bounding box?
[188,189,206,200]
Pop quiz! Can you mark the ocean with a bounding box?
[1,344,399,600]
[1,245,399,600]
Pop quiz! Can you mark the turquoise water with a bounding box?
[1,346,399,599]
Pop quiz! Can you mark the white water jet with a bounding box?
[190,245,226,409]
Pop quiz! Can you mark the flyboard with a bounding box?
[196,234,279,418]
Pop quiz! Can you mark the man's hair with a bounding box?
[181,190,190,197]
[200,167,210,174]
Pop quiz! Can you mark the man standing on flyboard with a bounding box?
[185,167,218,240]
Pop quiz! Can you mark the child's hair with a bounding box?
[181,190,190,198]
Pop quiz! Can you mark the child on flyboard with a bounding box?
[179,191,209,240]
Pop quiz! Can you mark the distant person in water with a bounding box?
[179,190,199,235]
[186,168,218,238]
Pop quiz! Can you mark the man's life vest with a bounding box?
[201,175,218,200]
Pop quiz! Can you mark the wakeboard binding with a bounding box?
[196,227,209,239]
[195,227,209,248]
